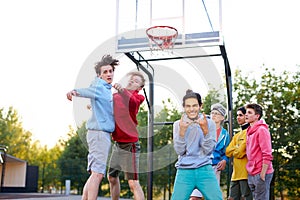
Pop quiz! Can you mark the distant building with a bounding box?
[0,152,38,192]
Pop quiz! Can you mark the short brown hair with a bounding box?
[245,103,263,120]
[94,54,119,75]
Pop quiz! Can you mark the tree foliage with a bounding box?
[152,99,181,199]
[0,106,63,192]
[202,86,227,114]
[1,66,299,199]
[34,144,63,192]
[0,107,33,161]
[57,124,90,195]
[233,66,300,198]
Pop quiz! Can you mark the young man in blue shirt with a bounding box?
[67,54,121,200]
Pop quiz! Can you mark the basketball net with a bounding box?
[146,26,178,55]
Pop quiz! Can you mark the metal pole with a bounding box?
[147,79,154,200]
[125,52,154,200]
[219,45,233,136]
[41,162,45,193]
[220,44,233,197]
[0,146,7,192]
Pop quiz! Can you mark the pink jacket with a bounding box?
[246,120,274,175]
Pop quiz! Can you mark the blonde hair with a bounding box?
[127,71,145,88]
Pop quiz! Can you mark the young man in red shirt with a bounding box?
[108,71,145,200]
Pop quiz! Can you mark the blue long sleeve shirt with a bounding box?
[173,114,217,169]
[75,77,114,133]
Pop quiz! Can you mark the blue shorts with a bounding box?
[86,130,111,175]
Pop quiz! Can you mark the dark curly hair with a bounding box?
[182,89,202,107]
[94,54,119,75]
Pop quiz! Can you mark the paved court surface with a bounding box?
[0,193,131,200]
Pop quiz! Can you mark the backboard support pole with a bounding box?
[125,52,154,200]
[220,44,233,197]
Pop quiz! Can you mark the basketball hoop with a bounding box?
[146,26,178,54]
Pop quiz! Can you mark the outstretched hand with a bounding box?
[66,90,78,101]
[195,112,208,135]
[113,83,124,93]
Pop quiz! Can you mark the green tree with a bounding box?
[34,144,62,193]
[202,86,227,114]
[233,66,300,199]
[0,106,63,192]
[57,124,111,196]
[152,99,181,199]
[0,107,33,160]
[57,124,89,195]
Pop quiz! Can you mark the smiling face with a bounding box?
[183,98,201,120]
[98,65,114,84]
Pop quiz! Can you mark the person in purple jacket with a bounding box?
[245,103,274,200]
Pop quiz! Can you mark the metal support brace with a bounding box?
[125,52,154,200]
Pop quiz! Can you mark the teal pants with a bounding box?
[171,165,223,200]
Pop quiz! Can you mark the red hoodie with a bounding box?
[246,120,274,176]
[112,89,144,143]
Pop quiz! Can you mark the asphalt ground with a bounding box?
[0,193,131,200]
